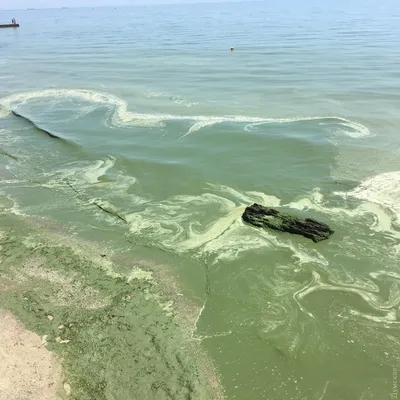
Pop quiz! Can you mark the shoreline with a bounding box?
[0,205,224,400]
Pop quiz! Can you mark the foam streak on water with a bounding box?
[294,270,400,321]
[336,171,400,222]
[0,89,371,138]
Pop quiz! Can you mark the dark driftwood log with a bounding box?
[242,203,334,243]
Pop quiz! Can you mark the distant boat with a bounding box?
[0,24,19,28]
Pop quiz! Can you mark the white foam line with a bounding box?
[285,185,400,240]
[124,184,331,265]
[336,171,400,220]
[41,156,131,189]
[0,89,371,138]
[180,206,245,251]
[294,271,400,322]
[0,105,10,118]
[334,171,400,237]
[286,187,357,217]
[83,156,115,184]
[206,182,281,207]
[349,309,399,324]
[190,299,233,342]
[180,115,371,138]
[191,299,207,341]
[318,381,331,400]
[370,271,400,280]
[0,89,164,128]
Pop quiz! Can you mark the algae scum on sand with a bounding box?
[0,208,223,400]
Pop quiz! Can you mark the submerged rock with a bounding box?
[242,203,334,243]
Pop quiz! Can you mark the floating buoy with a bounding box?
[230,47,234,52]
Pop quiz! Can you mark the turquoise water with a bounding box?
[1,2,400,398]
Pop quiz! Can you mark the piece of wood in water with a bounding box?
[242,203,334,243]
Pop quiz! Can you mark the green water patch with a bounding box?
[175,122,337,203]
[2,93,399,400]
[196,245,400,399]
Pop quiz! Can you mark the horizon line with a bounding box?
[1,0,253,11]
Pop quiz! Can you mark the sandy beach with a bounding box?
[0,309,63,400]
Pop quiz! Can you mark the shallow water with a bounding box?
[1,2,400,399]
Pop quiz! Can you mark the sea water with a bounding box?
[1,1,400,399]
